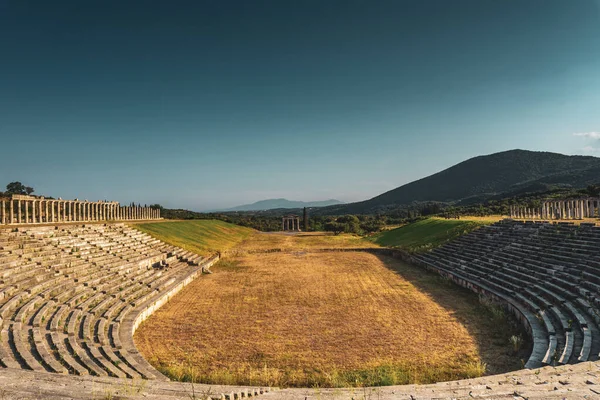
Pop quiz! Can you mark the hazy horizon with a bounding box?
[1,1,599,210]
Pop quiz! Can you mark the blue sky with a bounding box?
[1,0,600,210]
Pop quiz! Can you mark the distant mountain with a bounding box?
[317,149,600,215]
[222,198,344,212]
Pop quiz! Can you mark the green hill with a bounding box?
[132,220,254,256]
[368,218,489,253]
[320,150,600,215]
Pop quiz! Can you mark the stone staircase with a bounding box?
[411,220,600,372]
[0,223,268,399]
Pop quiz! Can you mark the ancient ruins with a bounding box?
[510,198,600,220]
[281,214,301,231]
[0,195,160,225]
[1,198,600,398]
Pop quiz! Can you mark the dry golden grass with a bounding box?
[135,233,524,388]
[233,231,378,253]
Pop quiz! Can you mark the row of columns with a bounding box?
[0,198,161,225]
[282,216,301,231]
[509,198,600,220]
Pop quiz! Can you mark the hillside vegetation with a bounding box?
[368,217,492,252]
[321,150,600,214]
[132,220,254,255]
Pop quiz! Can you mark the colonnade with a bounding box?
[509,198,600,220]
[0,195,161,225]
[282,215,301,231]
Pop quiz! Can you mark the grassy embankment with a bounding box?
[134,219,525,388]
[368,216,498,253]
[133,219,254,256]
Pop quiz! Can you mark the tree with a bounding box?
[337,215,360,234]
[5,182,34,196]
[324,221,345,235]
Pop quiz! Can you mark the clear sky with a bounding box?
[1,0,600,210]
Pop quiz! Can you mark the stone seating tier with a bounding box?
[0,223,229,388]
[412,219,600,369]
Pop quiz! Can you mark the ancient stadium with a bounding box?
[0,195,599,399]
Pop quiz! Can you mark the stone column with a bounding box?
[31,200,36,223]
[558,201,563,219]
[1,200,5,225]
[24,200,29,223]
[17,200,22,224]
[61,201,66,222]
[38,200,43,223]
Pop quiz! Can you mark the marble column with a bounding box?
[31,200,37,223]
[24,200,29,223]
[17,200,22,224]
